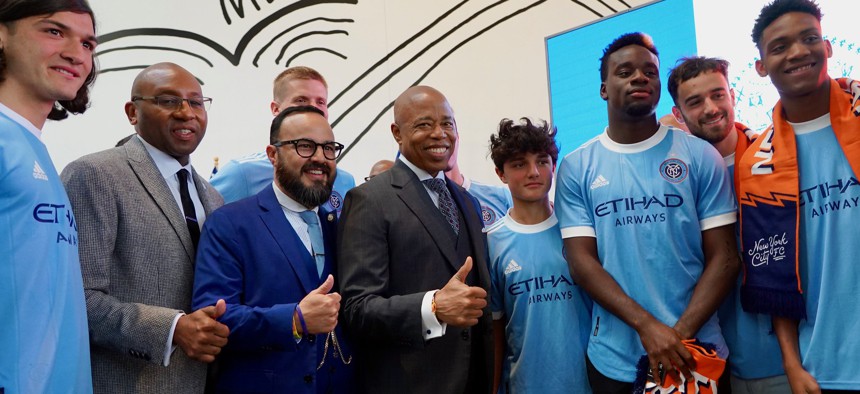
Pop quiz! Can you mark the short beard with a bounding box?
[276,159,334,208]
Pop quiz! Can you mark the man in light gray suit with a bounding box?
[62,62,229,393]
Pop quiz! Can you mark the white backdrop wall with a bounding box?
[42,0,651,184]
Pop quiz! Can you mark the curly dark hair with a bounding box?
[489,118,558,172]
[0,0,97,121]
[599,32,659,81]
[667,56,730,105]
[751,0,822,50]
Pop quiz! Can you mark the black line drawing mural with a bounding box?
[92,0,634,161]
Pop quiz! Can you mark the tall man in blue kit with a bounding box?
[554,32,739,392]
[210,66,355,216]
[738,0,860,391]
[0,1,97,392]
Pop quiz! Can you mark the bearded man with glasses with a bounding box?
[192,105,355,393]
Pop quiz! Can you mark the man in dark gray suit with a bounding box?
[338,86,493,394]
[62,62,229,393]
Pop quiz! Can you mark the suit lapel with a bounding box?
[449,181,491,289]
[258,185,319,293]
[191,168,218,216]
[124,138,196,262]
[391,162,460,271]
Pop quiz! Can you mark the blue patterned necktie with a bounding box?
[298,210,325,277]
[423,178,460,235]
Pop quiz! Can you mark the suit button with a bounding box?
[308,335,315,343]
[304,374,313,383]
[461,330,470,341]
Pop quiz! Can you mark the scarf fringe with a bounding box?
[741,285,806,320]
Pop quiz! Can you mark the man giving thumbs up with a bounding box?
[338,86,494,394]
[192,105,354,394]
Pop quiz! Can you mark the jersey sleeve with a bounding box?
[488,235,505,319]
[209,160,251,204]
[554,154,596,238]
[694,141,737,230]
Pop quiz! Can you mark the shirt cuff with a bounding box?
[164,312,184,367]
[421,290,446,340]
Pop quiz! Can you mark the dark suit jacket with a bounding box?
[61,137,223,393]
[337,160,493,394]
[192,184,354,393]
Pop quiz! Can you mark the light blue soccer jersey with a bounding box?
[465,177,513,227]
[210,152,355,216]
[718,154,785,380]
[488,212,592,394]
[555,124,736,382]
[0,109,92,393]
[793,115,860,389]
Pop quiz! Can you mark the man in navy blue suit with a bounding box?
[192,105,353,393]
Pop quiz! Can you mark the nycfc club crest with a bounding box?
[659,158,688,184]
[481,206,496,225]
[328,191,343,212]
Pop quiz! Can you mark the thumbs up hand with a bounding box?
[297,274,341,335]
[433,257,488,328]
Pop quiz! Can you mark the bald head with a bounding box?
[390,85,457,175]
[368,159,394,179]
[131,62,198,96]
[393,86,452,126]
[125,62,207,166]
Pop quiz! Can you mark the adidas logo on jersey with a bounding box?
[33,161,48,181]
[590,174,609,190]
[504,259,522,275]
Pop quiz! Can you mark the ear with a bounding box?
[729,88,736,106]
[671,106,686,124]
[266,144,278,166]
[391,122,402,144]
[825,39,833,59]
[495,167,508,184]
[270,101,280,116]
[125,101,138,125]
[600,82,608,101]
[755,59,768,77]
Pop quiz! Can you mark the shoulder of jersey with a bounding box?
[483,216,507,234]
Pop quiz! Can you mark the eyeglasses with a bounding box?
[132,95,212,112]
[364,175,376,182]
[272,138,344,160]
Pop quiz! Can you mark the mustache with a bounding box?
[302,162,332,174]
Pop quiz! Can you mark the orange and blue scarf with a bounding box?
[736,78,860,319]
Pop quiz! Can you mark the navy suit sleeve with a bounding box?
[192,208,298,352]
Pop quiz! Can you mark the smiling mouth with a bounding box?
[427,147,449,154]
[52,67,79,78]
[786,64,814,74]
[702,115,724,125]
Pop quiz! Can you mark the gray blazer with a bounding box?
[62,137,223,394]
[337,160,493,394]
